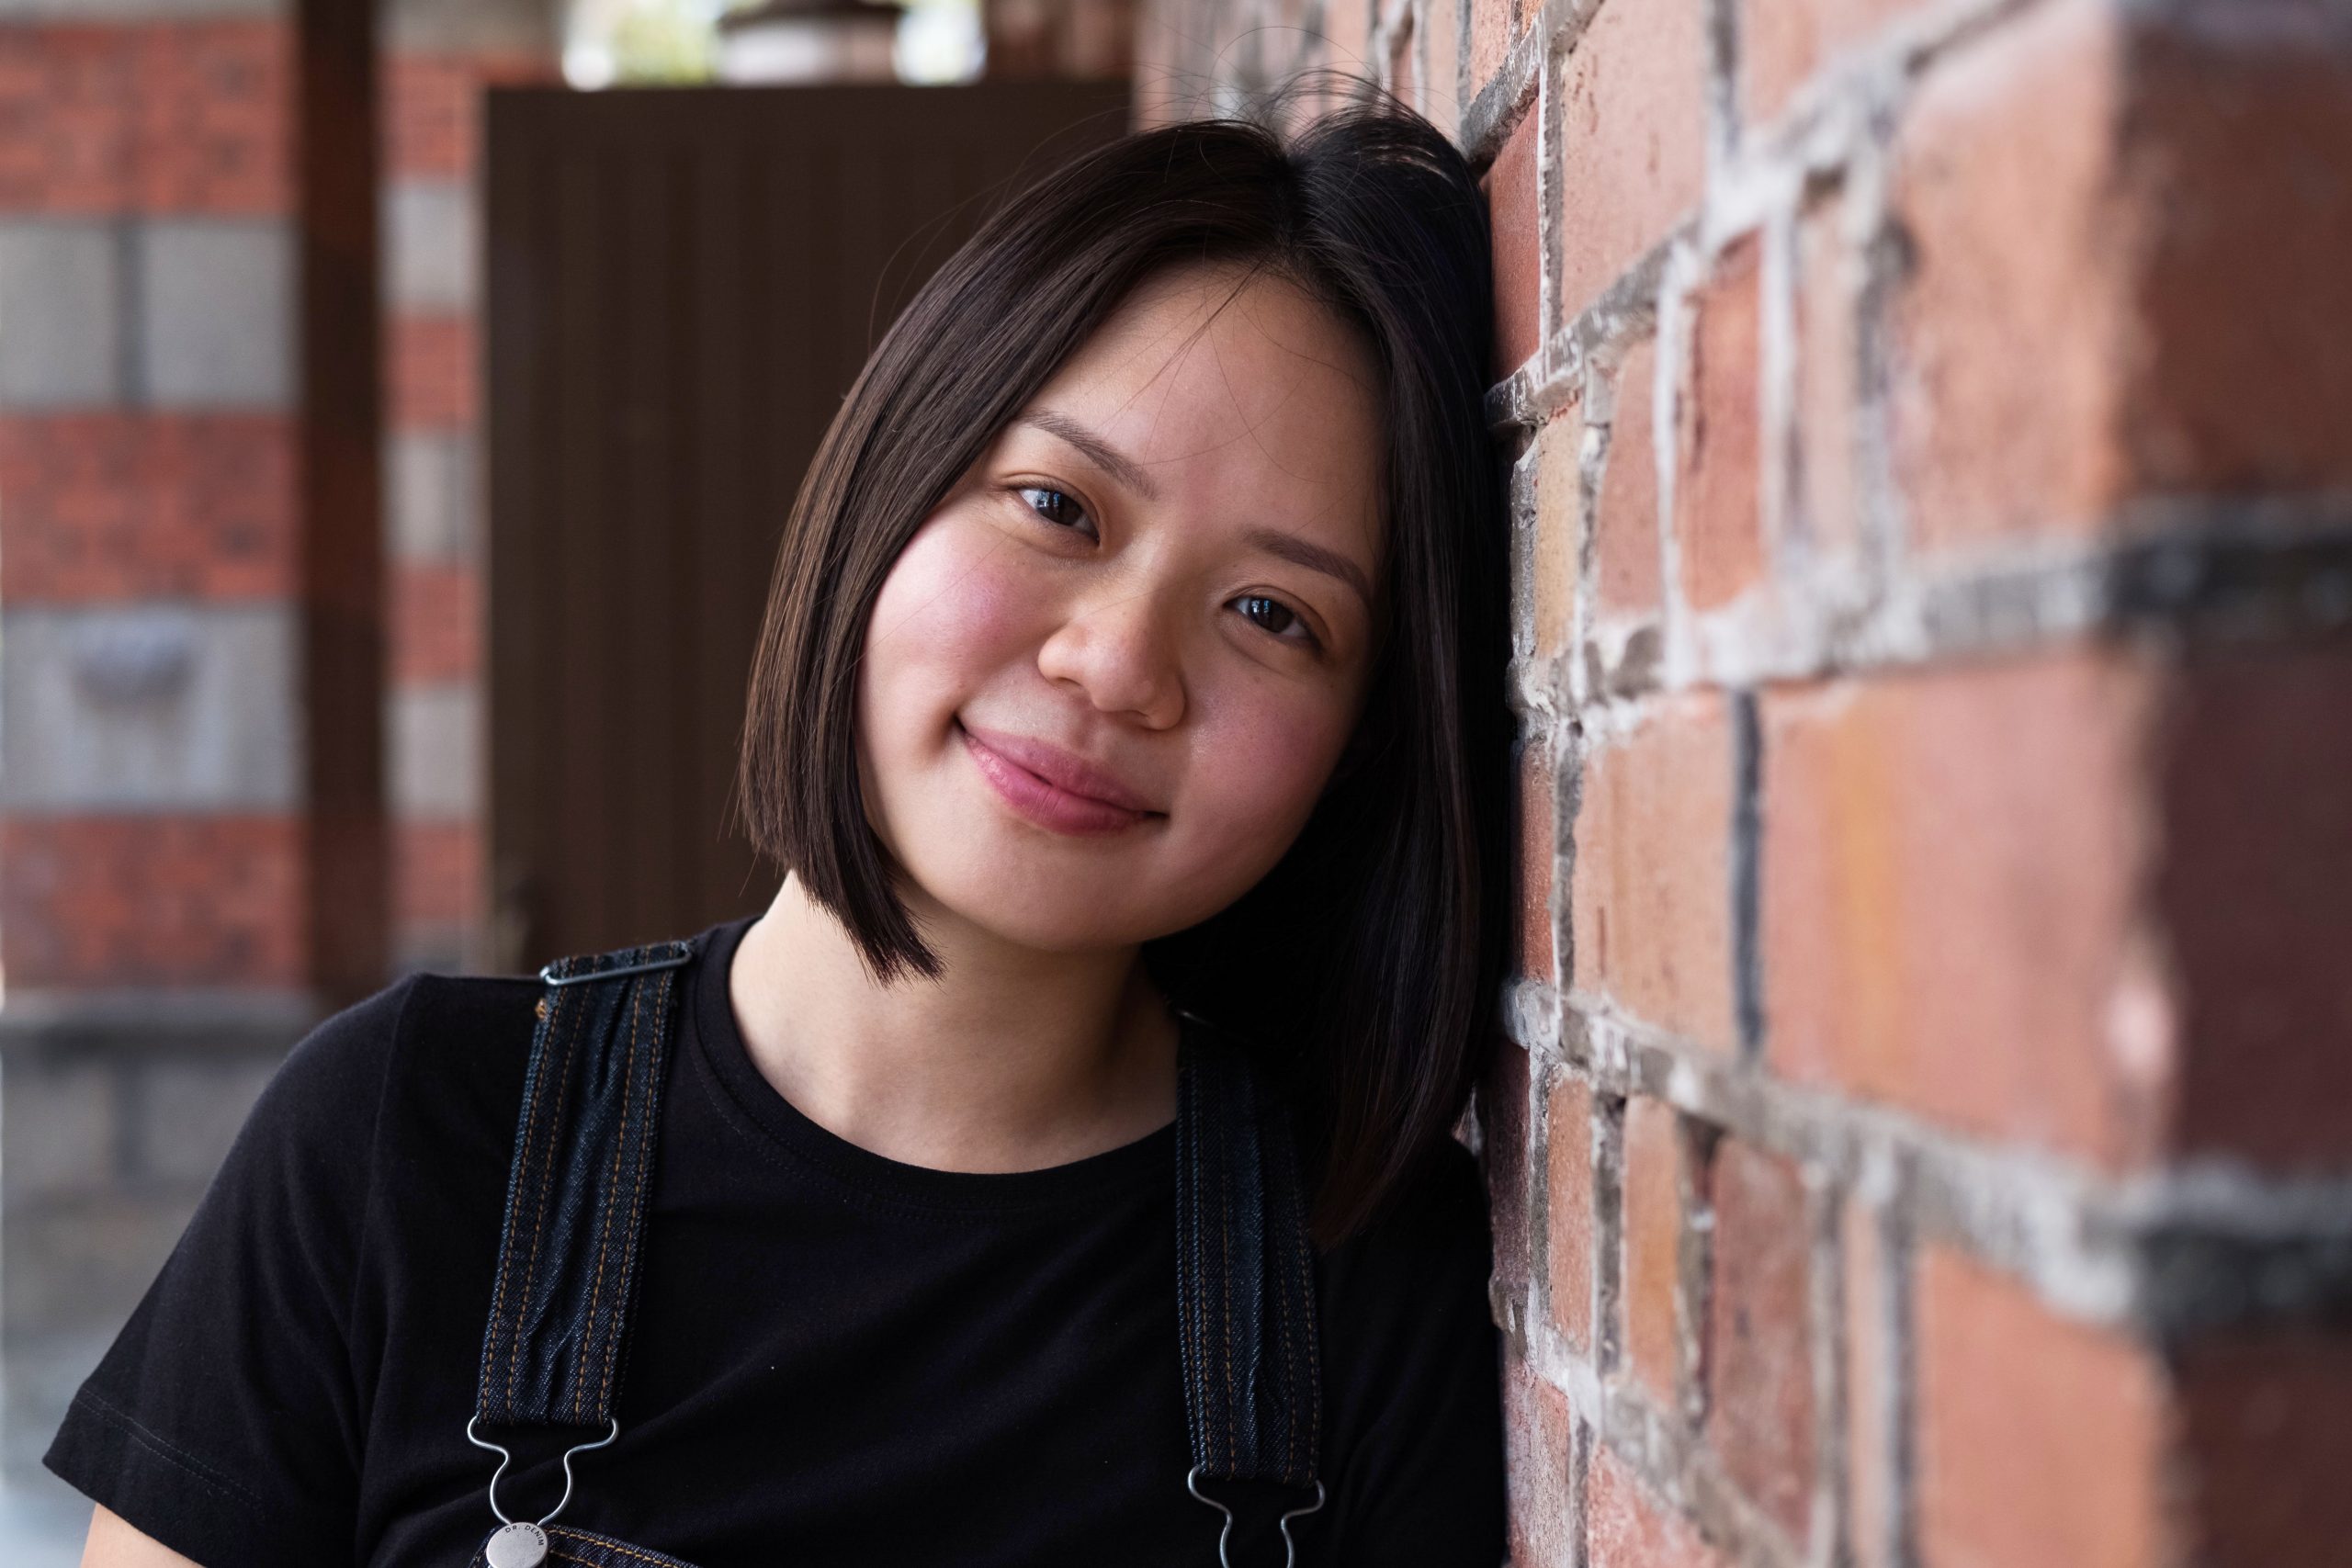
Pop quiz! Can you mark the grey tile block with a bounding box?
[133,219,293,409]
[126,1054,278,1188]
[384,0,557,55]
[0,0,277,14]
[0,604,300,811]
[386,428,480,562]
[0,221,122,409]
[0,1057,116,1200]
[390,681,481,818]
[384,176,478,314]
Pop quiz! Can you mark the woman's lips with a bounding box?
[957,721,1159,836]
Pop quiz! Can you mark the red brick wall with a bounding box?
[1136,0,2352,1562]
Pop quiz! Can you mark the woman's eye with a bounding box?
[1015,486,1094,537]
[1234,594,1319,649]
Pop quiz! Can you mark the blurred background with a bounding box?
[1,0,2346,1562]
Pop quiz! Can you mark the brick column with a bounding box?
[379,0,559,975]
[1142,0,2352,1562]
[0,0,381,1476]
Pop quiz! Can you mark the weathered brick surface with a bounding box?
[1758,649,2166,1168]
[1917,1247,2166,1568]
[1593,337,1663,618]
[1467,0,1519,95]
[1485,107,1542,383]
[1705,1138,1815,1543]
[392,560,481,684]
[0,814,306,988]
[1484,1038,1535,1300]
[1675,239,1764,612]
[1532,397,1582,659]
[1793,206,1860,558]
[0,413,294,602]
[1588,1444,1732,1568]
[1545,1071,1597,1352]
[1739,0,1930,126]
[1516,741,1558,984]
[390,312,478,431]
[1620,1094,1682,1405]
[1554,0,1707,324]
[384,51,557,181]
[1842,1198,1896,1568]
[1503,1352,1577,1567]
[0,23,289,216]
[1571,694,1736,1051]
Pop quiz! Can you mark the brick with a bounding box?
[1588,1445,1732,1568]
[1888,0,2131,550]
[0,27,138,213]
[384,51,556,181]
[0,813,306,988]
[0,220,122,406]
[1555,0,1707,324]
[1502,1352,1577,1568]
[392,561,481,684]
[2175,1328,2352,1568]
[0,413,296,601]
[135,218,294,407]
[1483,1038,1534,1299]
[390,682,481,819]
[1674,238,1765,612]
[1594,337,1662,618]
[1386,11,1417,112]
[1467,0,1518,96]
[1842,1200,1895,1568]
[1917,1247,2165,1568]
[2154,637,2352,1168]
[1705,1139,1815,1543]
[1484,107,1542,383]
[1741,0,1930,126]
[132,19,290,214]
[1425,0,1463,141]
[390,312,479,431]
[395,817,481,929]
[1,604,300,811]
[1794,207,1860,558]
[1570,693,1736,1051]
[1544,1072,1597,1353]
[1320,0,1370,78]
[1532,399,1582,659]
[1758,649,2167,1168]
[1516,741,1558,984]
[1620,1095,1681,1405]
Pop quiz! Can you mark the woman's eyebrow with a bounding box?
[1017,410,1162,502]
[1017,408,1374,611]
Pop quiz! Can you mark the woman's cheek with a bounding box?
[867,516,1037,677]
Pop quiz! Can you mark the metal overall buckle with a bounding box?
[464,1415,620,1567]
[1185,1465,1328,1568]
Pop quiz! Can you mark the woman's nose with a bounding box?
[1035,582,1185,728]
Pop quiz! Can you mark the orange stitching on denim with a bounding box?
[548,1525,696,1567]
[492,979,578,1412]
[574,974,645,1423]
[596,971,667,1418]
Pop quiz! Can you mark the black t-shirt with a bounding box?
[43,914,1507,1567]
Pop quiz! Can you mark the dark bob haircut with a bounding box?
[736,79,1511,1247]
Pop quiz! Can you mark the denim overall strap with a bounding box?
[1173,1018,1324,1495]
[474,938,695,1431]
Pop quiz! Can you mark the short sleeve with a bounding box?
[1316,1137,1509,1568]
[41,974,418,1568]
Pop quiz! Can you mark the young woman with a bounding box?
[51,78,1514,1568]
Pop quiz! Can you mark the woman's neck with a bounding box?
[726,872,1181,1173]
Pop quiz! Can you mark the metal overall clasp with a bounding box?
[1185,1465,1327,1568]
[464,1415,620,1568]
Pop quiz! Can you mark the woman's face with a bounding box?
[854,259,1388,953]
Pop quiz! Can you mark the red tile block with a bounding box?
[1758,649,2168,1169]
[1468,0,1521,96]
[1705,1138,1815,1543]
[1555,0,1708,324]
[391,561,481,684]
[1594,338,1663,618]
[1569,692,1737,1051]
[1532,399,1583,660]
[1620,1095,1683,1406]
[1917,1247,2166,1568]
[1794,206,1860,558]
[1544,1071,1597,1353]
[395,818,481,928]
[0,814,306,988]
[134,20,291,215]
[0,27,136,212]
[0,413,296,603]
[1485,107,1543,384]
[1587,1445,1733,1568]
[1503,1351,1577,1567]
[1675,238,1765,612]
[390,313,479,432]
[1741,0,1932,126]
[384,51,556,182]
